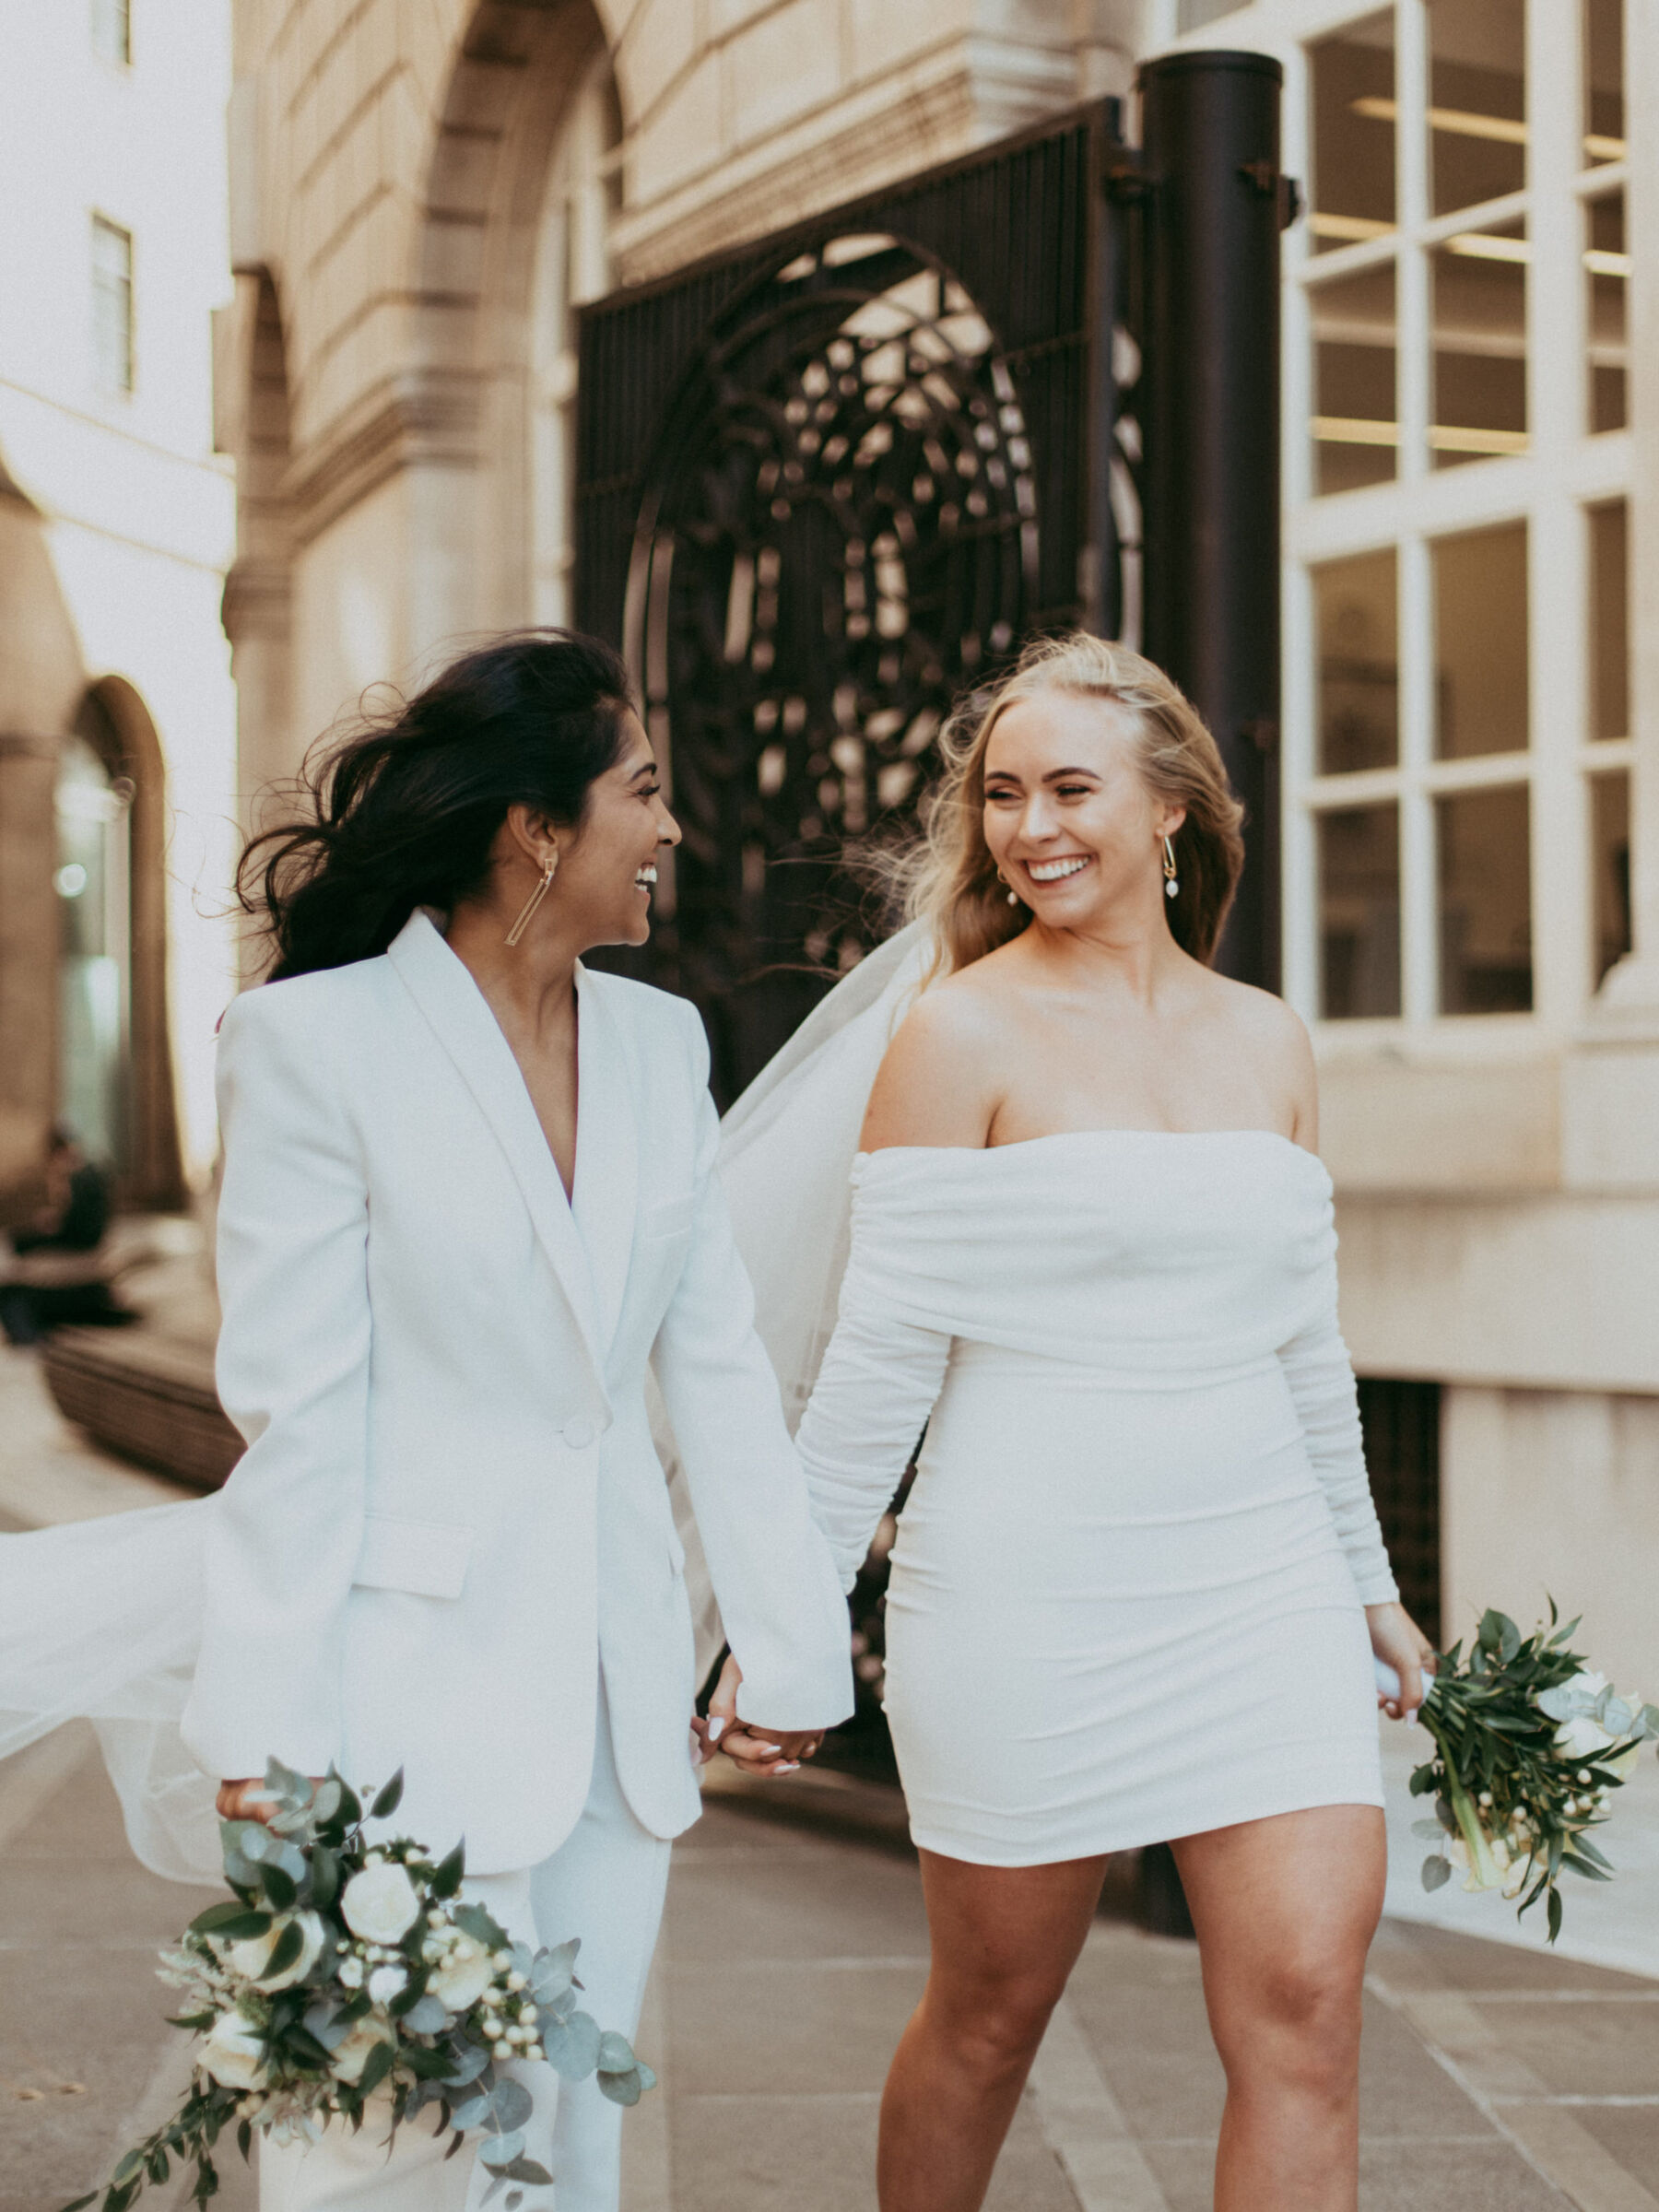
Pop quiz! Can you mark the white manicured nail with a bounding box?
[756,1744,782,1757]
[707,1718,726,1743]
[775,1761,800,1772]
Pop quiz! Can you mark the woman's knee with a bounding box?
[1214,1947,1363,2091]
[925,1966,1066,2079]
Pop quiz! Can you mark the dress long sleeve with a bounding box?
[1276,1277,1399,1606]
[794,1185,952,1592]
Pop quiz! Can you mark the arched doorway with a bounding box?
[62,681,183,1209]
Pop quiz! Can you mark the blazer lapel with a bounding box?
[571,966,639,1362]
[386,912,606,1382]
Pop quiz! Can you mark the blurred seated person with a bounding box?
[0,1129,135,1346]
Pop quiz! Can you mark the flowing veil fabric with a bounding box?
[0,920,931,1878]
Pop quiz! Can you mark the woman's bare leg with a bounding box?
[1173,1804,1386,2212]
[876,1850,1109,2212]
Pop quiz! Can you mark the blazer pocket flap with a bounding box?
[353,1516,472,1601]
[638,1196,695,1241]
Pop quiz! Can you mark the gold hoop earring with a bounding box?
[1161,836,1180,900]
[504,848,559,947]
[996,866,1020,909]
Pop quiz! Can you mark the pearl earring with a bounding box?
[996,867,1019,908]
[1161,836,1180,900]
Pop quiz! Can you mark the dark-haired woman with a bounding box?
[0,632,853,2212]
[709,635,1432,2212]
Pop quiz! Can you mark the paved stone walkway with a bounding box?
[4,1346,1657,2211]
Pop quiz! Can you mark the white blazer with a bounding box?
[180,910,853,1873]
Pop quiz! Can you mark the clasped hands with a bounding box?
[691,1653,823,1778]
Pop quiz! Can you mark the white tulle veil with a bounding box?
[0,922,932,1881]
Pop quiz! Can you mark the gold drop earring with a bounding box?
[504,846,559,947]
[1162,835,1180,900]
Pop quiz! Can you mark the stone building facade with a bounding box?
[0,2,239,1208]
[218,0,1659,1686]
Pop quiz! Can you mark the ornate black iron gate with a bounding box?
[575,105,1128,1101]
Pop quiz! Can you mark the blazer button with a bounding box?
[562,1417,596,1450]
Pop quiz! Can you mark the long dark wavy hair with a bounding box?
[238,631,635,981]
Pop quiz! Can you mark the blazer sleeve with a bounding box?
[650,1007,855,1734]
[180,987,371,1781]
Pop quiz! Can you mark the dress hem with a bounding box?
[904,1777,1386,1868]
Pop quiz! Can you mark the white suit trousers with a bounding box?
[258,1682,675,2212]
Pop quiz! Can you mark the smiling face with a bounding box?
[981,690,1185,929]
[547,709,680,950]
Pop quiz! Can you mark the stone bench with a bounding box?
[41,1325,241,1491]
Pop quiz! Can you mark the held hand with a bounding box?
[703,1653,824,1778]
[215,1775,324,1826]
[1366,1602,1437,1724]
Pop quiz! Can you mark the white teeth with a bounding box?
[635,866,658,886]
[1027,857,1089,883]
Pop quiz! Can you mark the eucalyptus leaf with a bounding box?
[489,2077,535,2133]
[264,1756,312,1805]
[404,1994,451,2035]
[544,2009,602,2081]
[371,1770,406,1819]
[451,2092,494,2132]
[478,2128,527,2168]
[302,2003,349,2053]
[312,1776,344,1825]
[262,1864,298,1912]
[1421,1854,1453,1892]
[594,2030,636,2074]
[443,2045,490,2088]
[596,2066,644,2107]
[1411,1819,1446,1841]
[453,1901,510,1952]
[310,1846,340,1912]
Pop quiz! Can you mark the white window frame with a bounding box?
[1175,0,1633,1041]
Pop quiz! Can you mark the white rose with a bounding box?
[426,1933,495,2013]
[201,2006,271,2091]
[329,2015,395,2086]
[367,1963,407,2007]
[1556,1712,1616,1759]
[340,1863,420,1946]
[227,1911,327,1994]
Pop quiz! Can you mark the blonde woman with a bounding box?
[708,634,1433,2212]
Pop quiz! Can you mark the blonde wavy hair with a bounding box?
[891,632,1246,979]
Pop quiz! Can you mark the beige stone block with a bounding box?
[1562,1036,1659,1194]
[441,54,521,135]
[427,122,500,221]
[620,0,700,119]
[378,68,431,202]
[630,50,723,204]
[357,0,399,100]
[847,0,966,83]
[726,0,843,145]
[709,0,779,31]
[1318,1051,1561,1194]
[422,210,488,299]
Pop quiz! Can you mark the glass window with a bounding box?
[56,731,131,1167]
[91,216,134,394]
[1583,0,1624,167]
[1589,500,1629,740]
[1432,524,1528,759]
[92,0,130,65]
[1430,0,1526,218]
[1431,216,1526,466]
[1312,262,1397,492]
[1319,804,1401,1018]
[1315,550,1397,771]
[1438,785,1532,1013]
[1590,771,1630,985]
[1308,10,1396,253]
[1586,191,1628,433]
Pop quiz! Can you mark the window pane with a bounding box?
[1432,216,1526,466]
[1308,10,1396,254]
[1590,771,1631,984]
[91,0,130,65]
[1438,785,1532,1014]
[1319,804,1401,1018]
[1586,191,1628,432]
[1312,262,1397,492]
[1433,524,1528,759]
[1315,550,1397,771]
[1430,0,1526,218]
[1583,0,1625,167]
[91,216,133,394]
[1589,500,1629,740]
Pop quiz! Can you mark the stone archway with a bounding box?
[0,454,85,1204]
[220,268,296,818]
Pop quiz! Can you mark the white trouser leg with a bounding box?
[258,1870,537,2212]
[524,1677,673,2212]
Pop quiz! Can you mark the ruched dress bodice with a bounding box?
[795,1132,1397,1864]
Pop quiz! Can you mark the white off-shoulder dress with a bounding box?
[794,1131,1399,1866]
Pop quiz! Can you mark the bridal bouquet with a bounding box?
[1408,1604,1658,1941]
[65,1760,654,2212]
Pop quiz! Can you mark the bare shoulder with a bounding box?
[861,964,1008,1151]
[1199,970,1317,1135]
